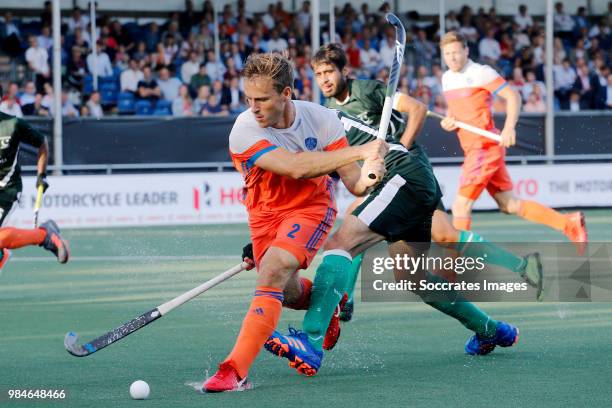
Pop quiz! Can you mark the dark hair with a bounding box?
[311,43,347,71]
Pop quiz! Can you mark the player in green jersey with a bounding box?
[312,44,542,321]
[0,85,70,272]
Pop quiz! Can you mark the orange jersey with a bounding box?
[442,59,508,151]
[229,101,349,216]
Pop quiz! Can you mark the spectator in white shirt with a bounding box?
[261,4,275,31]
[479,29,501,65]
[522,70,546,102]
[86,91,104,118]
[532,34,545,65]
[297,1,311,30]
[37,25,53,51]
[25,35,50,92]
[181,51,202,85]
[3,12,21,39]
[554,2,575,41]
[157,66,182,102]
[19,81,36,106]
[378,35,396,69]
[267,29,288,53]
[359,39,381,75]
[459,18,479,45]
[67,7,90,35]
[0,95,23,117]
[445,11,461,31]
[86,41,113,77]
[553,58,577,109]
[120,59,144,93]
[172,84,194,117]
[60,91,79,117]
[204,50,226,82]
[512,22,531,49]
[569,91,581,112]
[514,5,533,32]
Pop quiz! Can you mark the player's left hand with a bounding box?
[361,157,386,186]
[241,243,255,270]
[36,172,49,193]
[500,127,516,148]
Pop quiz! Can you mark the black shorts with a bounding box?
[352,174,438,243]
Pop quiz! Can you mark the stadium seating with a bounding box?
[134,99,153,115]
[117,92,135,114]
[153,100,172,116]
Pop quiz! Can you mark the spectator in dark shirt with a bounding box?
[190,63,211,94]
[144,22,161,52]
[136,66,161,101]
[67,46,87,91]
[111,20,134,53]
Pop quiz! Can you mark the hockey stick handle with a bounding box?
[33,184,44,228]
[158,262,248,315]
[427,110,502,143]
[369,12,405,180]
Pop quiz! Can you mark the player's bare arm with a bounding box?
[394,92,427,148]
[36,139,49,176]
[496,85,521,148]
[254,138,388,179]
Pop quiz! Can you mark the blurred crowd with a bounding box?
[0,0,610,118]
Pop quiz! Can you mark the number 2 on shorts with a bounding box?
[287,224,301,239]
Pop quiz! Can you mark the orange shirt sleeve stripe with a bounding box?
[324,136,349,151]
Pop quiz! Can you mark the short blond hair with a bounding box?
[440,31,467,48]
[242,52,294,94]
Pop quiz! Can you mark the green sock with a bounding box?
[456,230,526,274]
[303,250,352,350]
[419,271,498,337]
[345,252,363,302]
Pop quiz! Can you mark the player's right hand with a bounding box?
[361,157,386,185]
[440,116,459,132]
[360,139,389,161]
[36,173,49,193]
[242,242,256,270]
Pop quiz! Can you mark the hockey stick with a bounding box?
[368,13,406,180]
[64,262,249,357]
[426,110,502,143]
[33,185,44,228]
